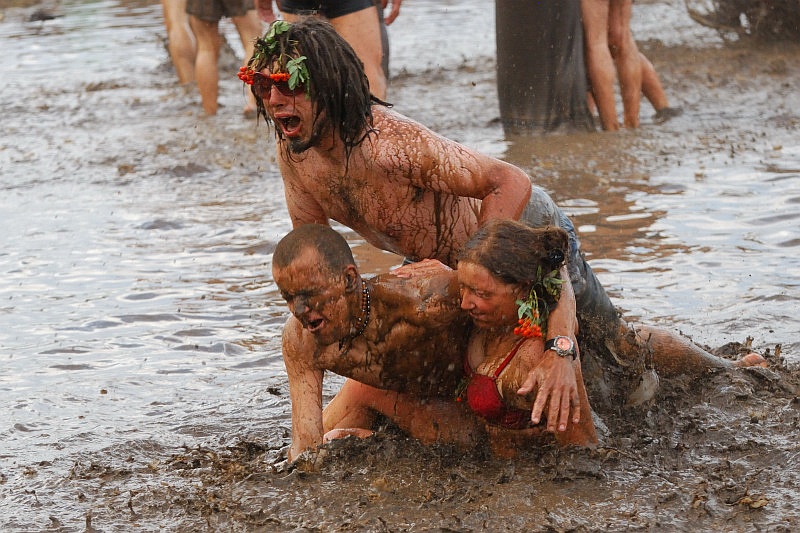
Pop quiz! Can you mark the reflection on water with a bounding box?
[0,0,798,527]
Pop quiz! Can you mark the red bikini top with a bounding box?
[463,338,532,429]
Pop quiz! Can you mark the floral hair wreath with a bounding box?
[513,249,565,340]
[237,20,310,94]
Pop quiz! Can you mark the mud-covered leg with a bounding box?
[322,379,485,449]
[612,322,766,378]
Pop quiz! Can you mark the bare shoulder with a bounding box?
[371,106,446,146]
[371,107,489,168]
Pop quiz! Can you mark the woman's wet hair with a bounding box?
[459,219,569,304]
[248,18,389,163]
[273,223,355,274]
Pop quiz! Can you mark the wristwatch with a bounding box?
[544,335,576,360]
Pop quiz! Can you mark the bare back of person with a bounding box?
[280,106,526,266]
[294,269,468,396]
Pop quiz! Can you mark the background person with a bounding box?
[187,0,263,115]
[161,0,197,84]
[582,0,678,129]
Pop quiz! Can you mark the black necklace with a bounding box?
[338,279,371,351]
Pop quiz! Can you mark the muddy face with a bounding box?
[273,247,353,346]
[457,261,519,330]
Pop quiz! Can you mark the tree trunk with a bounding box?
[495,0,595,134]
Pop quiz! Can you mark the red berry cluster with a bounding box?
[270,72,291,82]
[514,317,542,339]
[238,66,255,85]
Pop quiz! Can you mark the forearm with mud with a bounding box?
[546,266,579,343]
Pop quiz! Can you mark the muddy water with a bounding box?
[1,0,799,530]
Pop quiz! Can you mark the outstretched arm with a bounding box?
[281,318,326,462]
[518,266,583,432]
[400,117,531,223]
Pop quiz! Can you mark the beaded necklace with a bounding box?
[338,279,371,352]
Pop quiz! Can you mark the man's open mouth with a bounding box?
[306,317,324,332]
[278,115,301,136]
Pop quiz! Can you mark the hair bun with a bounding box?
[546,249,564,267]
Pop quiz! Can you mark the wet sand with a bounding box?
[1,0,799,530]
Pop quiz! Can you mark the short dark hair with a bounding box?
[247,18,389,162]
[273,223,356,275]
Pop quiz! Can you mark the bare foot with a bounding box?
[734,352,768,368]
[654,106,683,124]
[323,427,374,443]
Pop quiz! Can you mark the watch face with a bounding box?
[555,336,572,351]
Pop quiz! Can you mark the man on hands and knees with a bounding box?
[272,224,483,464]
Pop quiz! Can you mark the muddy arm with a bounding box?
[518,265,583,432]
[402,118,531,223]
[281,318,326,462]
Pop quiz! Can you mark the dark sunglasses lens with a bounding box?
[253,74,303,98]
[274,81,304,97]
[253,74,271,99]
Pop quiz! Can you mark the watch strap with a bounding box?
[544,336,576,359]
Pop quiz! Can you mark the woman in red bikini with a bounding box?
[323,220,600,454]
[319,219,765,458]
[454,220,599,451]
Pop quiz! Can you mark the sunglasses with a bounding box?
[252,72,305,99]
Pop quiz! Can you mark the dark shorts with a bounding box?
[280,0,374,19]
[521,186,656,415]
[186,0,254,22]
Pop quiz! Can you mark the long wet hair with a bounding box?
[246,18,390,163]
[459,219,569,308]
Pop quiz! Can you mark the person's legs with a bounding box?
[639,52,667,111]
[608,0,642,128]
[328,7,386,100]
[231,10,263,113]
[323,379,485,449]
[639,51,683,123]
[581,0,619,131]
[613,321,766,377]
[189,15,222,115]
[162,0,196,84]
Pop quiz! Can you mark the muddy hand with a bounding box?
[518,355,581,432]
[392,258,451,278]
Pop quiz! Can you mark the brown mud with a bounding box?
[30,342,798,531]
[2,1,799,531]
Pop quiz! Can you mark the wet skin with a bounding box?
[273,248,469,461]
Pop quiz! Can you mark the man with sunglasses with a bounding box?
[243,19,766,440]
